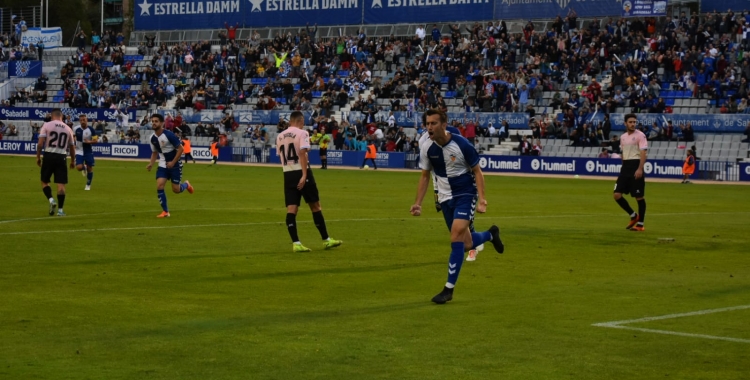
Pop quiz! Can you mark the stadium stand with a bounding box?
[2,9,750,167]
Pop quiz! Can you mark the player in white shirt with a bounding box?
[146,114,194,218]
[411,110,504,304]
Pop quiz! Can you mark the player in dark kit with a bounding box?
[37,109,76,216]
[614,113,648,232]
[276,111,342,252]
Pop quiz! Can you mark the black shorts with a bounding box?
[319,148,327,157]
[614,161,645,198]
[284,169,320,206]
[41,153,68,184]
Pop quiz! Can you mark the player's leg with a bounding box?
[54,161,68,216]
[285,181,310,252]
[632,180,646,231]
[614,177,638,229]
[169,164,193,194]
[40,159,56,215]
[370,158,377,170]
[84,155,94,190]
[155,170,170,217]
[304,183,342,249]
[320,150,327,169]
[465,196,503,256]
[75,155,86,177]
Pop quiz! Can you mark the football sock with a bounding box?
[286,213,299,242]
[471,231,492,249]
[86,172,93,186]
[372,160,377,170]
[615,197,635,215]
[42,186,53,201]
[312,211,329,240]
[179,182,188,193]
[157,190,168,212]
[637,199,646,225]
[446,241,465,288]
[57,194,65,209]
[322,158,327,169]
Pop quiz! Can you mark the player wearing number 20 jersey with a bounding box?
[37,109,76,216]
[275,111,341,253]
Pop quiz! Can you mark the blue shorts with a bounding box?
[440,195,477,231]
[75,153,95,167]
[156,164,182,184]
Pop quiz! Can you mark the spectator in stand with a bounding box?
[531,139,543,156]
[224,22,239,42]
[518,136,531,155]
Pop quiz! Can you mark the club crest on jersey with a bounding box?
[449,154,456,162]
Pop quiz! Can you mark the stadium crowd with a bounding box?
[3,9,750,153]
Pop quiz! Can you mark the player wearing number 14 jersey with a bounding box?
[276,111,342,252]
[36,109,76,216]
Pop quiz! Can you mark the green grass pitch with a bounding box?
[0,155,748,380]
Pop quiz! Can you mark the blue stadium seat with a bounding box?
[665,99,675,106]
[338,70,349,76]
[293,84,300,91]
[444,91,455,98]
[441,77,449,84]
[312,91,322,98]
[660,90,671,98]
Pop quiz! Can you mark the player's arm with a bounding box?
[167,144,183,168]
[297,147,309,190]
[68,134,76,169]
[36,135,46,167]
[472,164,488,213]
[147,151,158,171]
[635,147,647,179]
[411,170,431,216]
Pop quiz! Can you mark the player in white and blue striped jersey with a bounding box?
[146,114,194,218]
[410,110,504,304]
[73,114,97,190]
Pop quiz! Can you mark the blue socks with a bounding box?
[157,189,168,212]
[446,242,464,288]
[86,172,93,186]
[179,182,188,193]
[471,231,492,249]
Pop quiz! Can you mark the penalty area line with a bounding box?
[0,217,446,236]
[593,304,750,344]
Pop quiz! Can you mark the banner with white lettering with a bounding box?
[134,0,362,30]
[0,107,136,122]
[740,163,750,182]
[478,155,687,178]
[622,0,666,17]
[494,0,622,20]
[270,148,406,168]
[0,142,231,161]
[155,109,312,124]
[364,0,493,24]
[562,113,750,133]
[21,27,63,49]
[348,111,529,129]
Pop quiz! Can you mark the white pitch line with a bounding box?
[0,217,446,236]
[1,211,749,234]
[593,304,750,326]
[595,325,750,344]
[593,305,750,344]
